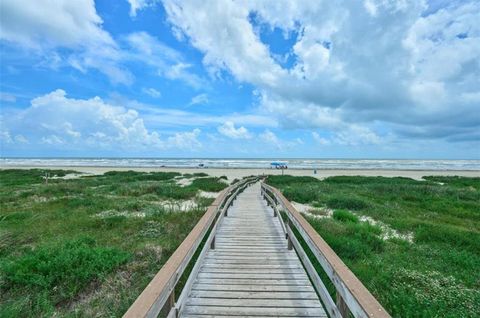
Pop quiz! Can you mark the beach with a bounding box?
[2,165,479,180]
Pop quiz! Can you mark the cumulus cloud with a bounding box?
[0,3,197,87]
[2,89,204,151]
[163,0,480,143]
[0,0,112,48]
[167,128,202,149]
[217,121,252,139]
[0,0,133,85]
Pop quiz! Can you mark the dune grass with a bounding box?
[267,175,480,318]
[0,169,228,317]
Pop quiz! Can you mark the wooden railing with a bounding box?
[123,176,259,318]
[261,182,391,318]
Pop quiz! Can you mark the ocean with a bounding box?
[1,158,479,171]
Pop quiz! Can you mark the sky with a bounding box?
[0,0,479,158]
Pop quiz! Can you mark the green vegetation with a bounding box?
[267,175,480,318]
[0,169,78,187]
[190,177,228,192]
[0,169,228,317]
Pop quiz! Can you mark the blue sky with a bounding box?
[0,0,479,158]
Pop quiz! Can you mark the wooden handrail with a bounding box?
[262,182,390,318]
[124,177,256,318]
[261,188,287,236]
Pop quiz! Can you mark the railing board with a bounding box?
[287,222,341,318]
[262,183,391,318]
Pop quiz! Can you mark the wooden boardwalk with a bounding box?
[181,182,327,317]
[124,178,390,318]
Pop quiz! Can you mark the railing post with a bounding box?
[336,293,349,318]
[210,235,215,250]
[287,219,293,250]
[165,289,176,317]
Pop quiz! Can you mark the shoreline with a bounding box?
[2,165,479,180]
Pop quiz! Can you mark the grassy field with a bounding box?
[0,169,229,317]
[266,175,480,317]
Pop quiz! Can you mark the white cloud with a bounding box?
[189,93,209,106]
[259,130,281,149]
[0,2,202,88]
[163,0,480,142]
[167,128,201,149]
[164,63,204,89]
[124,32,204,88]
[142,87,161,98]
[0,130,13,144]
[217,121,252,139]
[126,0,159,17]
[104,97,277,128]
[26,89,161,148]
[312,132,330,145]
[333,125,381,146]
[0,0,133,85]
[41,135,64,145]
[163,0,285,86]
[2,89,209,151]
[14,135,28,144]
[126,0,154,17]
[0,0,112,48]
[125,31,181,63]
[0,129,28,145]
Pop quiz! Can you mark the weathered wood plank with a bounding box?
[199,268,306,274]
[186,298,322,308]
[201,264,303,269]
[204,256,299,262]
[182,316,323,318]
[193,278,313,286]
[188,290,318,300]
[196,273,309,280]
[182,306,327,317]
[192,284,315,292]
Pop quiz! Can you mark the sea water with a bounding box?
[1,158,479,170]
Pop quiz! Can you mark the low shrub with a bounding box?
[327,195,369,210]
[1,237,130,304]
[333,209,359,223]
[190,177,228,192]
